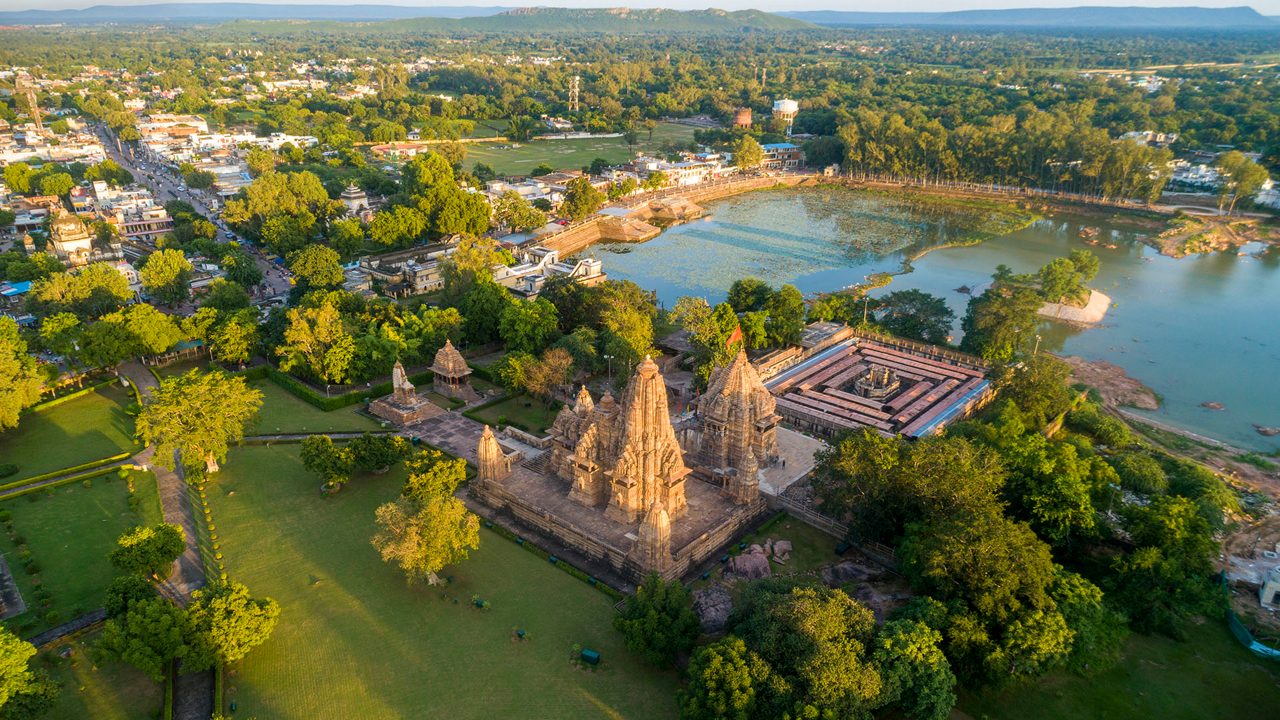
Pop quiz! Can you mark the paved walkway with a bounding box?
[120,362,214,720]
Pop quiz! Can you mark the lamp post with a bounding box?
[604,354,614,384]
[1033,334,1042,356]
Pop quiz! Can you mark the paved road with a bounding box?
[120,361,214,720]
[97,126,294,299]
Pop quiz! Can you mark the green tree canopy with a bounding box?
[185,582,280,670]
[136,370,263,473]
[0,317,44,431]
[613,573,701,668]
[110,523,186,579]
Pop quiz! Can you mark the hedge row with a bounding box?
[267,368,434,412]
[481,518,624,601]
[0,464,141,502]
[0,452,133,494]
[29,376,120,412]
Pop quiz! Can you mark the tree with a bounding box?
[1215,150,1270,214]
[201,279,251,313]
[460,278,514,346]
[614,573,700,668]
[369,205,428,248]
[1050,570,1127,675]
[1110,451,1168,494]
[208,310,258,366]
[733,135,765,169]
[872,620,957,720]
[141,248,193,305]
[372,490,479,585]
[105,575,157,619]
[959,285,1042,365]
[499,297,559,354]
[185,582,280,670]
[870,290,955,345]
[522,347,575,403]
[288,244,344,289]
[36,172,73,199]
[350,433,411,473]
[277,300,356,384]
[732,584,882,717]
[0,317,44,431]
[98,596,190,681]
[670,297,741,386]
[329,217,365,258]
[493,190,547,232]
[679,637,773,720]
[220,246,264,290]
[110,523,186,579]
[1037,257,1083,304]
[300,435,354,488]
[440,235,511,302]
[727,278,774,313]
[245,147,278,177]
[559,177,605,220]
[764,284,806,347]
[28,262,132,318]
[2,163,33,195]
[0,627,40,710]
[136,370,263,473]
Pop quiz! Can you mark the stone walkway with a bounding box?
[119,362,214,720]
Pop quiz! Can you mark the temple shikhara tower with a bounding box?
[473,354,767,582]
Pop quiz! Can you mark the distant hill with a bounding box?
[782,6,1276,29]
[0,3,511,25]
[208,7,817,34]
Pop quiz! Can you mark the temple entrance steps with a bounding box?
[520,451,552,474]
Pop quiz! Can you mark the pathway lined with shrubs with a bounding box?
[120,361,215,720]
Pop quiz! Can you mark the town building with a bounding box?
[760,143,806,170]
[47,209,123,267]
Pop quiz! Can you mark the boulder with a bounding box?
[773,540,793,562]
[823,560,873,586]
[728,552,772,580]
[693,586,733,634]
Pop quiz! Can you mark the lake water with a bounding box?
[584,187,1280,452]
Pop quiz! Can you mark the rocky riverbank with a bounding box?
[1061,355,1160,410]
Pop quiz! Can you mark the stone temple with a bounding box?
[473,355,769,582]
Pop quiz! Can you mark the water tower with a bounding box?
[772,98,798,136]
[733,107,753,129]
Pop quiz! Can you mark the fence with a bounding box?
[1221,573,1280,660]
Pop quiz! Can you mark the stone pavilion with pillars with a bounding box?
[473,355,767,582]
[430,340,480,403]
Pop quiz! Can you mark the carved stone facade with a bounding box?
[369,360,444,425]
[683,350,779,504]
[474,354,766,582]
[430,340,479,402]
[548,357,689,524]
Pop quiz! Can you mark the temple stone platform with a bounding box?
[477,465,762,582]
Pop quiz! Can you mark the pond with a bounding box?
[583,186,1280,452]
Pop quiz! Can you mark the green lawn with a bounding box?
[465,121,696,177]
[0,468,163,638]
[738,515,841,578]
[0,384,139,481]
[208,445,678,720]
[960,620,1280,720]
[247,380,385,435]
[37,630,162,720]
[153,358,208,379]
[466,395,560,435]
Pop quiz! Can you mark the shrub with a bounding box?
[0,464,17,478]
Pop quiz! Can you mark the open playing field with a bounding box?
[465,121,696,177]
[960,620,1280,720]
[465,395,561,435]
[37,630,162,720]
[247,380,385,435]
[0,384,139,481]
[209,444,678,720]
[0,468,163,638]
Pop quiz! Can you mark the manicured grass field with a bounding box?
[209,445,678,720]
[960,620,1280,720]
[466,395,560,434]
[0,469,162,638]
[153,358,207,379]
[737,514,841,578]
[0,384,139,481]
[247,380,385,435]
[37,630,162,720]
[465,121,696,177]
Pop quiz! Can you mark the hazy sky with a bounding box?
[4,0,1279,14]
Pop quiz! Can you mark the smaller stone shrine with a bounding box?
[430,340,480,403]
[853,365,900,400]
[369,361,444,425]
